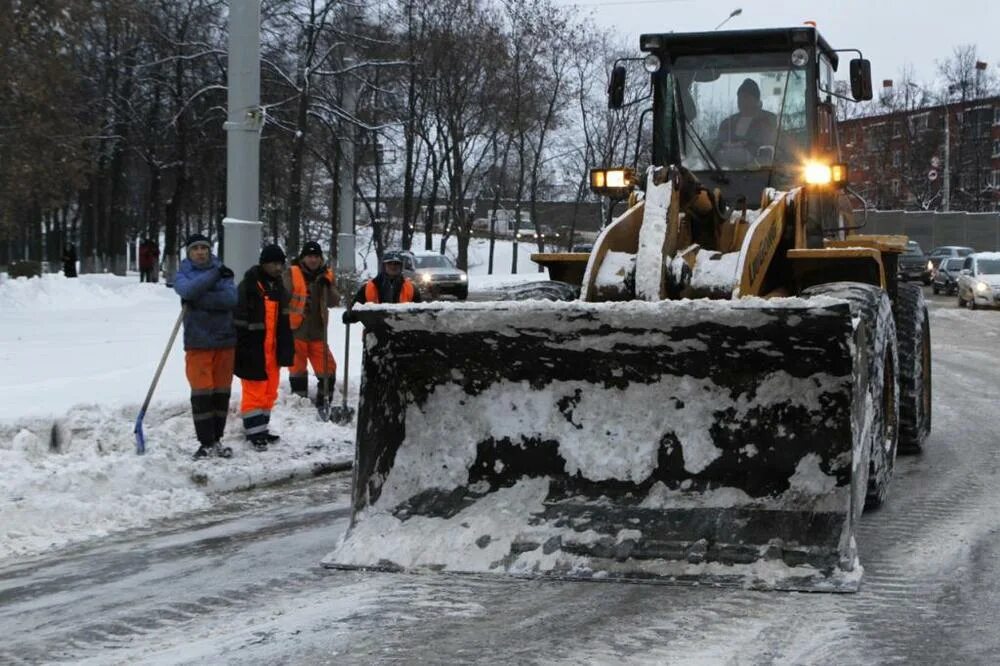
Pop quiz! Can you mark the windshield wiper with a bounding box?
[674,80,728,184]
[686,124,729,184]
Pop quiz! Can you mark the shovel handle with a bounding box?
[341,322,350,407]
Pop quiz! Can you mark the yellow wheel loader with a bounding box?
[323,27,932,591]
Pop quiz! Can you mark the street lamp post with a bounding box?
[222,1,263,280]
[714,8,742,30]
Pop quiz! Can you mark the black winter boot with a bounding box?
[212,442,233,458]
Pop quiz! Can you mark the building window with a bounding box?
[891,179,901,196]
[909,113,930,133]
[994,140,1000,158]
[892,151,902,167]
[993,169,1000,188]
[994,107,1000,126]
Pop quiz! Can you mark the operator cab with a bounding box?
[636,27,870,206]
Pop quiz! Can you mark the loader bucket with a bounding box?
[323,297,869,592]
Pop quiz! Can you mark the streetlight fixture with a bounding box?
[714,8,742,30]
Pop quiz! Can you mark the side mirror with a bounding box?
[608,65,627,109]
[850,58,873,101]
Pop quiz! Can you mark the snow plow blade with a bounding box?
[323,298,868,592]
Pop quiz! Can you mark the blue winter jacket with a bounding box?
[174,256,238,350]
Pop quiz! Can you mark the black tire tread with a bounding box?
[493,280,579,301]
[895,283,931,453]
[802,282,899,511]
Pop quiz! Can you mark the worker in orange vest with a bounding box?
[234,244,295,451]
[342,250,421,324]
[283,241,340,406]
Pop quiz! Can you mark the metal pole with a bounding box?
[222,1,263,279]
[337,232,356,273]
[943,106,951,212]
[338,6,361,242]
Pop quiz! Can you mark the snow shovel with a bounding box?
[316,313,332,422]
[134,305,187,455]
[328,322,355,424]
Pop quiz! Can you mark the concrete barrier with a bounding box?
[855,210,1000,252]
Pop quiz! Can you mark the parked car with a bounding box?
[926,245,975,283]
[897,241,929,283]
[956,252,1000,310]
[571,243,594,253]
[931,257,964,295]
[400,250,468,300]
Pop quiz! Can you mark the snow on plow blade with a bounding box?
[323,298,868,592]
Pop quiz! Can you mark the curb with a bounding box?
[190,455,353,493]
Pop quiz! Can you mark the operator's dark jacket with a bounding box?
[234,265,295,380]
[716,110,778,152]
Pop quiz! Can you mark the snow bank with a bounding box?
[0,273,170,311]
[0,393,353,563]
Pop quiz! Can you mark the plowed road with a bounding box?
[2,290,999,665]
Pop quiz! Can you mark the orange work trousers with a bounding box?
[289,338,336,398]
[241,298,280,436]
[185,348,234,445]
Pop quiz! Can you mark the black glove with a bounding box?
[218,265,234,279]
[342,310,356,325]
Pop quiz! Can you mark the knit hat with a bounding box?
[185,233,211,251]
[737,78,760,99]
[299,241,323,258]
[259,244,286,264]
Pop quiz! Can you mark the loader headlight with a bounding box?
[420,272,433,283]
[590,167,636,198]
[976,281,990,294]
[803,161,848,187]
[927,260,934,271]
[643,54,661,73]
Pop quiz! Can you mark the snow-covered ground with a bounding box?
[0,234,548,564]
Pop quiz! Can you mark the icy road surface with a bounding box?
[2,290,1000,664]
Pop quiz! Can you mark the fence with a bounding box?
[855,210,1000,252]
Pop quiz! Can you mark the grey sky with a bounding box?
[555,0,998,89]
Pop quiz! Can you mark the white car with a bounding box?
[956,252,1000,310]
[400,250,469,300]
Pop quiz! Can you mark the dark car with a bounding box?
[926,245,975,281]
[897,241,929,283]
[931,257,964,295]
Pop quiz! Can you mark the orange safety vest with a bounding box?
[289,264,333,330]
[364,278,415,304]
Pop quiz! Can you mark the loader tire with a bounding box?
[494,280,579,301]
[803,282,899,511]
[894,283,931,453]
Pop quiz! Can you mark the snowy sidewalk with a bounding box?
[0,393,354,563]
